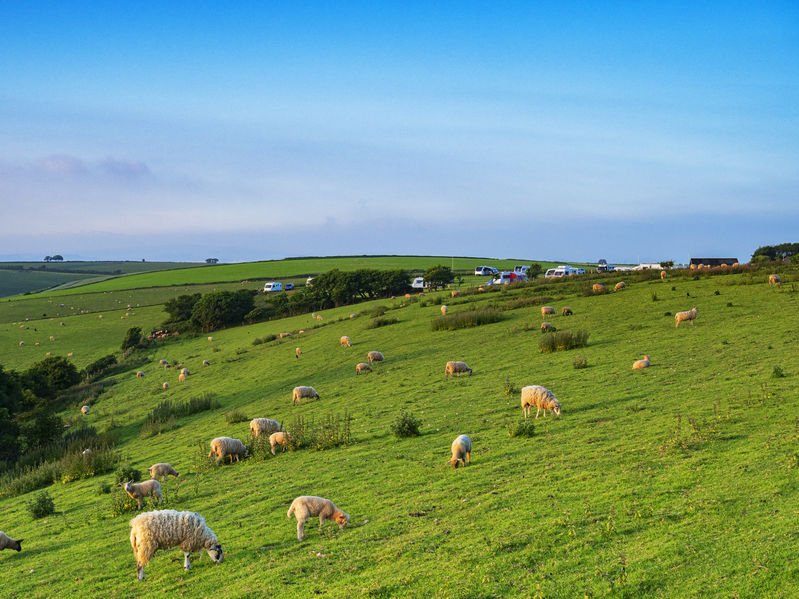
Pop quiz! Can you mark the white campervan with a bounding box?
[544,265,583,278]
[263,281,283,292]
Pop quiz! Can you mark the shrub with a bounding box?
[110,487,140,517]
[727,302,734,307]
[60,447,120,483]
[97,481,112,495]
[503,377,518,397]
[539,330,590,353]
[507,419,535,438]
[82,355,118,381]
[367,317,399,329]
[364,305,388,318]
[431,308,504,331]
[651,292,658,302]
[286,413,353,450]
[115,464,142,484]
[121,327,144,351]
[140,394,218,437]
[773,365,786,378]
[225,410,249,424]
[252,334,277,346]
[573,355,589,369]
[27,490,55,519]
[390,411,422,438]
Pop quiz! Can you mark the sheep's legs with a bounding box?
[466,451,471,465]
[184,552,192,570]
[297,518,306,541]
[536,407,541,418]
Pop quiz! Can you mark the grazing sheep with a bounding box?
[180,367,190,376]
[162,382,169,390]
[440,305,448,316]
[295,347,302,359]
[149,463,179,480]
[632,355,651,369]
[769,274,782,287]
[614,281,626,291]
[561,307,573,316]
[60,321,65,326]
[49,335,55,342]
[18,341,24,347]
[0,531,23,552]
[129,509,223,580]
[541,306,555,318]
[279,332,291,339]
[292,386,320,404]
[541,322,556,333]
[355,362,372,375]
[207,336,213,342]
[45,351,51,357]
[178,372,187,383]
[202,359,210,367]
[136,371,145,379]
[660,270,667,281]
[449,434,472,468]
[208,437,248,463]
[269,431,290,455]
[159,359,169,368]
[451,290,460,298]
[250,418,281,438]
[67,352,73,358]
[287,496,349,541]
[367,351,384,364]
[445,361,473,378]
[592,283,606,294]
[674,307,698,328]
[123,479,163,509]
[520,385,561,419]
[81,405,91,415]
[340,336,352,348]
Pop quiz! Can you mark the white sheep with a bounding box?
[355,362,372,375]
[541,322,556,333]
[440,305,448,316]
[18,341,24,347]
[207,336,214,342]
[208,437,248,463]
[292,386,320,405]
[129,509,223,580]
[149,463,180,480]
[202,359,210,367]
[81,405,91,415]
[340,336,352,348]
[287,496,349,541]
[614,281,626,291]
[675,307,698,328]
[520,385,561,419]
[769,274,782,287]
[49,335,55,342]
[159,359,169,368]
[632,355,651,369]
[592,283,606,294]
[180,367,190,376]
[123,479,163,509]
[445,361,472,378]
[250,418,281,438]
[178,372,187,383]
[451,290,460,298]
[367,351,384,364]
[541,306,555,318]
[449,434,472,468]
[162,382,169,390]
[561,307,573,316]
[660,270,667,281]
[67,352,73,358]
[136,371,145,379]
[295,347,302,359]
[269,431,291,455]
[0,531,23,552]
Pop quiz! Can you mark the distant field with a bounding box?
[0,268,94,297]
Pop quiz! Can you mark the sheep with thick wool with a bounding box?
[675,307,698,328]
[445,361,472,378]
[355,362,372,374]
[541,322,556,333]
[136,371,145,379]
[123,479,163,509]
[81,405,91,415]
[769,274,782,287]
[632,355,651,369]
[149,463,179,480]
[0,531,23,552]
[295,347,302,359]
[178,372,187,383]
[269,431,291,455]
[561,307,573,316]
[541,306,555,318]
[614,281,626,291]
[449,434,472,468]
[592,283,606,294]
[287,496,349,541]
[660,270,667,281]
[292,386,320,405]
[339,336,352,348]
[250,418,281,438]
[520,385,561,419]
[367,351,384,364]
[208,437,248,463]
[440,305,448,316]
[129,509,223,580]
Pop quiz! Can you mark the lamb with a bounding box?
[592,283,606,294]
[81,405,91,415]
[178,372,187,383]
[340,336,352,348]
[250,418,281,438]
[162,382,169,390]
[674,307,698,328]
[269,431,290,455]
[520,385,561,419]
[367,351,384,364]
[159,359,169,368]
[208,437,248,463]
[632,355,651,369]
[769,274,782,287]
[202,359,210,367]
[0,531,23,552]
[179,367,190,376]
[660,270,667,281]
[287,496,349,541]
[136,371,145,379]
[67,352,73,358]
[149,463,180,480]
[445,361,473,378]
[440,305,448,316]
[123,479,163,509]
[451,290,460,298]
[614,281,626,291]
[541,306,555,318]
[449,434,472,468]
[355,362,372,374]
[541,322,556,333]
[292,386,320,404]
[561,307,573,316]
[129,509,223,580]
[295,347,302,359]
[207,336,214,342]
[49,335,55,342]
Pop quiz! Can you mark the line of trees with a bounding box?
[752,243,799,262]
[43,255,64,262]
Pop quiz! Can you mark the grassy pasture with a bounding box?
[0,266,797,597]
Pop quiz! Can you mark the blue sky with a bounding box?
[0,1,797,263]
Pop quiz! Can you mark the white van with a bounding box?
[263,281,283,292]
[544,265,583,278]
[411,277,426,290]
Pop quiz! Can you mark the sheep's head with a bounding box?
[334,510,350,528]
[122,480,134,493]
[10,538,22,551]
[206,543,224,564]
[449,456,461,469]
[552,402,562,416]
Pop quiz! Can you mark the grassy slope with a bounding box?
[0,269,93,297]
[1,270,798,597]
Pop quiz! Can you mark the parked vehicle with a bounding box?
[263,281,283,292]
[411,277,426,290]
[285,283,295,290]
[597,259,615,273]
[486,271,527,285]
[513,265,529,275]
[544,265,584,278]
[474,265,499,276]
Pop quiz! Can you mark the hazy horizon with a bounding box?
[1,2,796,265]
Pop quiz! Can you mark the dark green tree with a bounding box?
[423,265,454,290]
[163,294,202,324]
[21,357,80,401]
[527,263,543,279]
[190,290,255,332]
[121,327,144,351]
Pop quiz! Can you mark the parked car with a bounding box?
[544,265,584,278]
[285,283,295,290]
[474,265,499,276]
[263,281,283,292]
[411,277,426,290]
[486,271,527,285]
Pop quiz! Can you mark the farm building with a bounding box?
[689,258,739,269]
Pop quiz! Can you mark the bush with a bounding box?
[539,330,590,353]
[110,487,140,516]
[121,327,144,351]
[391,411,422,438]
[507,419,535,438]
[60,447,119,483]
[97,481,112,495]
[773,365,786,378]
[286,413,353,450]
[225,410,249,424]
[0,462,60,498]
[115,464,142,484]
[141,394,218,437]
[573,355,589,369]
[82,355,118,381]
[367,317,399,329]
[503,377,518,397]
[27,490,55,519]
[431,308,504,331]
[252,334,277,346]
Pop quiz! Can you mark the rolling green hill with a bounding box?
[0,263,796,597]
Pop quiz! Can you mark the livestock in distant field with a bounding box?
[340,336,352,348]
[541,322,556,333]
[520,385,561,419]
[367,351,384,364]
[769,274,781,287]
[295,347,302,359]
[660,270,667,281]
[561,307,573,316]
[541,306,555,318]
[149,463,179,480]
[287,496,349,541]
[250,418,281,438]
[355,362,372,374]
[269,431,290,455]
[614,281,626,291]
[440,305,448,316]
[592,283,606,294]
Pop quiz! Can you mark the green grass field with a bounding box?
[0,260,797,598]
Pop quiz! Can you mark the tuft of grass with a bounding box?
[27,490,56,519]
[431,308,504,331]
[507,419,535,437]
[651,292,658,302]
[114,464,142,484]
[502,377,518,397]
[286,413,353,450]
[573,355,589,369]
[539,330,590,353]
[225,409,249,424]
[390,411,422,438]
[252,334,277,345]
[773,365,786,378]
[367,317,400,329]
[140,394,219,437]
